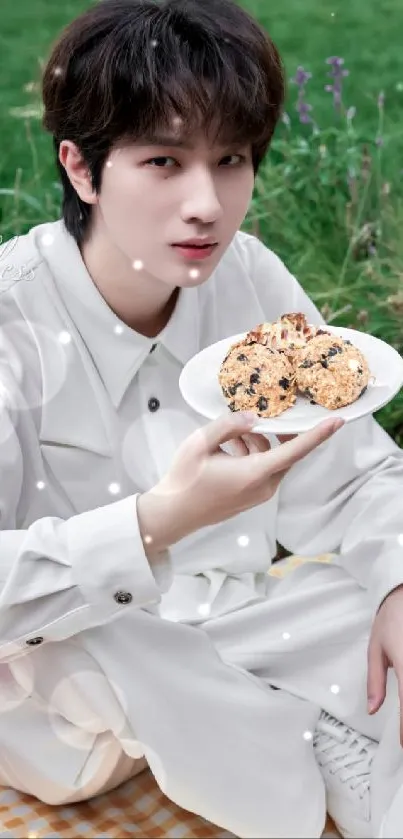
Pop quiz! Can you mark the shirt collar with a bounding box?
[41,220,201,408]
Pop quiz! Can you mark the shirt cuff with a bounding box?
[61,493,173,611]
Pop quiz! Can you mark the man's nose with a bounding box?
[181,169,223,224]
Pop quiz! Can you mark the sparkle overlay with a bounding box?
[108,482,121,495]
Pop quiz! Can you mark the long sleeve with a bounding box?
[0,377,172,663]
[247,233,403,616]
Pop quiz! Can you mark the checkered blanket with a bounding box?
[0,556,341,839]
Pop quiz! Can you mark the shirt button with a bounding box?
[148,397,160,412]
[26,636,44,646]
[114,591,133,605]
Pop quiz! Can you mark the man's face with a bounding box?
[90,125,255,289]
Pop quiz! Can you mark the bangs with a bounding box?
[81,4,282,153]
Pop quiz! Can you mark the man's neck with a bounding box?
[79,234,180,339]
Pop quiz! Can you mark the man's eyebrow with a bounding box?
[136,135,243,150]
[139,135,195,148]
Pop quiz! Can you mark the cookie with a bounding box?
[295,334,370,409]
[245,312,327,362]
[219,340,297,418]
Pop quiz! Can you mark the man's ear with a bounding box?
[59,140,97,206]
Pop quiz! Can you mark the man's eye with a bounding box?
[145,154,246,168]
[221,154,246,166]
[145,156,177,168]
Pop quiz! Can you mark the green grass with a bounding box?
[1,0,403,442]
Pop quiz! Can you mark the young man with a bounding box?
[0,0,403,836]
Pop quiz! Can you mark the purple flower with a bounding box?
[291,66,312,88]
[326,56,345,67]
[291,65,314,125]
[325,56,350,110]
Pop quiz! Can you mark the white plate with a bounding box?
[179,326,403,434]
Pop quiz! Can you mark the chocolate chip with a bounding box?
[358,367,363,374]
[280,395,287,401]
[321,360,328,368]
[279,377,290,390]
[344,340,352,346]
[257,396,268,411]
[328,346,342,357]
[228,383,242,396]
[246,386,256,396]
[228,401,236,411]
[310,399,317,405]
[237,353,248,362]
[250,372,260,385]
[300,359,314,368]
[222,387,229,397]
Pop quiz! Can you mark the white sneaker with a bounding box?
[313,710,377,838]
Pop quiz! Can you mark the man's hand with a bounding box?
[367,584,403,744]
[138,411,344,554]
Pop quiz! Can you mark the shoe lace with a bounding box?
[313,712,375,800]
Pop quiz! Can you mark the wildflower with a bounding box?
[325,56,349,109]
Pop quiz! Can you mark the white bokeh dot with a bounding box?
[0,321,69,410]
[53,66,63,77]
[133,259,143,271]
[151,39,158,47]
[282,632,291,640]
[144,534,153,545]
[106,160,113,168]
[330,684,340,694]
[108,482,121,496]
[189,268,200,279]
[303,730,313,741]
[0,657,35,714]
[114,324,124,335]
[36,481,46,491]
[48,671,128,752]
[58,331,72,345]
[237,534,250,547]
[41,234,55,247]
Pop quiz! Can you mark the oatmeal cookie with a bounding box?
[295,334,370,409]
[219,340,297,418]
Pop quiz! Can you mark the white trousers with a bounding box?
[0,560,401,838]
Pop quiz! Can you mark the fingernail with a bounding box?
[367,698,376,713]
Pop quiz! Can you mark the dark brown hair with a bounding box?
[42,0,285,246]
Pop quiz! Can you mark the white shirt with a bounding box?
[0,218,402,661]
